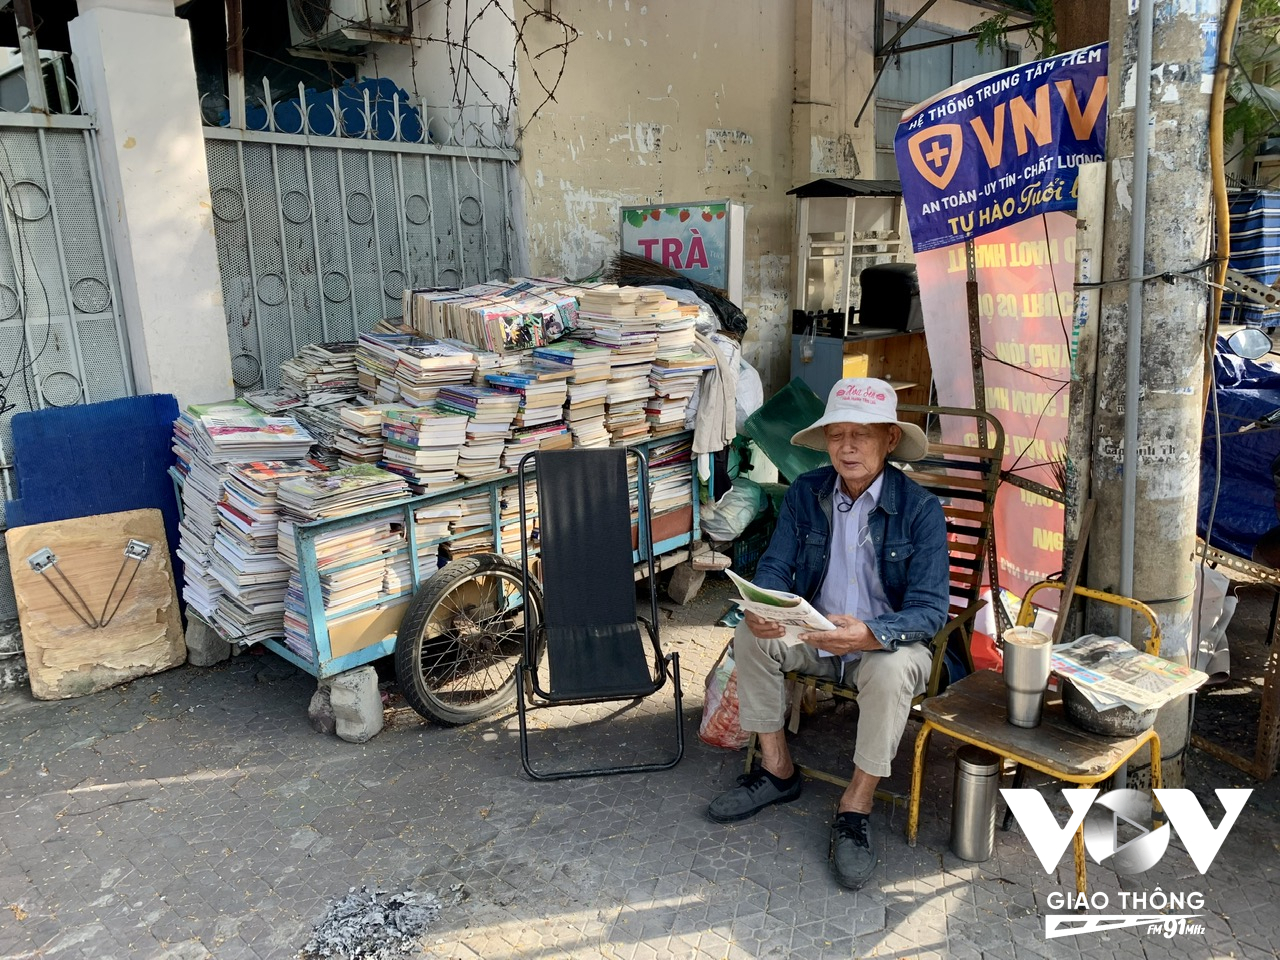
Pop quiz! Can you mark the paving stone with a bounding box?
[0,579,1278,959]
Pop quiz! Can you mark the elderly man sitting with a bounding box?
[706,377,949,890]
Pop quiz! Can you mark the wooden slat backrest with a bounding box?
[898,404,1004,624]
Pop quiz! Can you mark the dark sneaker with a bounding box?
[830,812,877,889]
[706,768,802,823]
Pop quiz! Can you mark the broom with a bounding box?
[603,250,730,300]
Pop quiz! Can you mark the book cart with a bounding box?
[239,431,699,723]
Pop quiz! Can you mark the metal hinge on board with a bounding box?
[27,539,152,630]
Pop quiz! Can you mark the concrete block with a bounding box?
[308,684,337,735]
[0,619,26,693]
[0,653,29,693]
[666,562,706,605]
[185,617,231,666]
[328,665,383,743]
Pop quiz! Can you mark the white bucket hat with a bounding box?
[790,377,929,461]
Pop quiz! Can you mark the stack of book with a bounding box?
[379,406,470,490]
[603,361,654,444]
[242,388,307,415]
[484,366,571,429]
[437,384,521,480]
[646,354,714,438]
[191,412,316,464]
[172,402,315,619]
[532,341,612,447]
[355,324,419,401]
[208,459,323,645]
[293,400,360,470]
[447,493,497,559]
[276,465,411,662]
[335,404,407,466]
[456,340,526,386]
[498,480,538,556]
[404,280,578,354]
[501,422,573,470]
[279,342,360,405]
[394,340,478,406]
[647,435,696,517]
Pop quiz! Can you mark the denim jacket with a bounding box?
[752,464,949,650]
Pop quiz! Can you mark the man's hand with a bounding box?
[799,614,884,655]
[743,610,787,639]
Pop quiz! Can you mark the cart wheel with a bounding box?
[395,553,543,726]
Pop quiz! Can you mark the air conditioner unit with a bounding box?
[287,0,411,51]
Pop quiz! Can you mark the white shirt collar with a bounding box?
[833,470,885,512]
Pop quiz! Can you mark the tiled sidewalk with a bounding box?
[0,577,1275,959]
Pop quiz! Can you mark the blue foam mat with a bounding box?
[6,394,181,579]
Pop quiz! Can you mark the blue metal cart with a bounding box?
[264,431,700,724]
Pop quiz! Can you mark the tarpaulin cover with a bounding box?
[1199,339,1280,557]
[1221,190,1280,329]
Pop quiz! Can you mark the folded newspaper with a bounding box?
[1051,634,1209,713]
[725,570,836,645]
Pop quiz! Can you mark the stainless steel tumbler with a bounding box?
[950,745,1001,862]
[1004,626,1052,728]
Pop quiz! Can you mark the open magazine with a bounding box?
[725,569,836,646]
[1051,635,1209,713]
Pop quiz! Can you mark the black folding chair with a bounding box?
[516,447,684,780]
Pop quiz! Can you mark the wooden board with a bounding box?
[6,509,184,700]
[921,670,1152,779]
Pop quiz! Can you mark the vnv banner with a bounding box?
[893,43,1108,252]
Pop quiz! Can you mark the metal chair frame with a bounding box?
[515,447,684,780]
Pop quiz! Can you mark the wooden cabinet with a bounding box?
[842,330,931,428]
[791,328,932,429]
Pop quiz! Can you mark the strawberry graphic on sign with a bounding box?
[620,201,733,291]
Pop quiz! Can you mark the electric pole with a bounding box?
[1090,0,1223,787]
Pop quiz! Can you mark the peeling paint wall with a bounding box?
[369,1,1018,396]
[514,1,795,392]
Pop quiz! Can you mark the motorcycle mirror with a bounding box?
[1226,327,1273,361]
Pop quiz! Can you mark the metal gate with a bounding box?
[0,115,134,620]
[204,127,519,391]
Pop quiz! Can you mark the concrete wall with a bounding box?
[70,0,234,406]
[512,1,795,391]
[506,0,1010,394]
[372,0,517,148]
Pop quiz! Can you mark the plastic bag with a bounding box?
[735,358,764,433]
[701,477,765,541]
[699,641,749,749]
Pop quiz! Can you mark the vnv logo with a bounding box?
[1002,788,1251,875]
[907,124,964,190]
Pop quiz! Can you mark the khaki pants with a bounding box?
[733,620,934,778]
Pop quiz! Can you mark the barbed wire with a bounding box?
[328,0,580,143]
